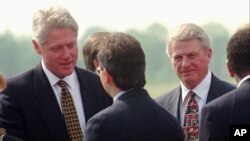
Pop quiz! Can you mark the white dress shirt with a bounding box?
[113,88,136,102]
[41,60,86,135]
[238,75,250,87]
[180,71,211,127]
[113,91,126,102]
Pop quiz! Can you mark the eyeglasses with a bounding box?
[96,67,104,75]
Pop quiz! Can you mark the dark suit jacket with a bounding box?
[155,74,235,121]
[85,88,184,141]
[0,63,112,141]
[2,135,23,141]
[200,79,250,141]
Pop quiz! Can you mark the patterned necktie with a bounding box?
[183,91,199,141]
[58,80,83,141]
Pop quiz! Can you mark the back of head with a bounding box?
[32,5,78,45]
[227,23,250,78]
[83,32,110,71]
[167,23,210,57]
[98,32,146,90]
[0,73,6,92]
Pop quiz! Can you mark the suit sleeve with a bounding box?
[85,117,108,141]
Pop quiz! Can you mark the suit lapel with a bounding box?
[75,68,99,122]
[206,74,224,103]
[167,87,182,120]
[33,64,70,140]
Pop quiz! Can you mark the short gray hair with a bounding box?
[32,5,78,45]
[167,23,210,57]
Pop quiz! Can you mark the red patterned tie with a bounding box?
[183,91,199,141]
[58,80,83,141]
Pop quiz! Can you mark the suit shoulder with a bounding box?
[87,103,119,126]
[206,90,235,111]
[7,68,35,87]
[216,86,250,106]
[212,75,236,90]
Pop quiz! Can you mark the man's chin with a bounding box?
[181,76,195,83]
[64,70,74,75]
[58,69,74,78]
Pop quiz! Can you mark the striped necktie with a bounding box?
[183,91,199,141]
[58,80,83,141]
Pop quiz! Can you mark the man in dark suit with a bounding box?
[200,23,250,141]
[0,6,112,141]
[85,32,184,141]
[155,23,235,141]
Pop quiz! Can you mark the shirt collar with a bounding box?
[113,90,126,102]
[41,60,77,89]
[181,71,211,102]
[238,75,250,87]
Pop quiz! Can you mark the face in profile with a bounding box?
[35,28,78,78]
[170,39,212,89]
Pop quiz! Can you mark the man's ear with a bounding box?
[206,48,212,63]
[227,61,235,78]
[32,40,41,55]
[104,69,113,84]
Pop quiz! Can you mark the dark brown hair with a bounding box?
[227,24,250,78]
[98,32,146,90]
[83,32,110,71]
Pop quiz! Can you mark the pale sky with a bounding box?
[0,0,249,36]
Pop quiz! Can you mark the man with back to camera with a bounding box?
[155,23,235,141]
[200,23,250,141]
[85,32,184,141]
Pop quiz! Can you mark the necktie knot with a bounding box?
[57,80,67,88]
[189,91,196,98]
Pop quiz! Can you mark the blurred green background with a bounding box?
[0,22,235,97]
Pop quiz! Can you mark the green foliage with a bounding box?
[0,31,39,78]
[202,22,231,80]
[0,22,233,95]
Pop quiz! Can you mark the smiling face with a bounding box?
[170,39,212,89]
[34,28,78,79]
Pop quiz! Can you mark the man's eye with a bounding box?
[67,43,76,48]
[189,54,197,58]
[51,46,60,50]
[173,57,182,62]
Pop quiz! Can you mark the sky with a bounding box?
[0,0,249,36]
